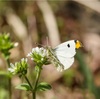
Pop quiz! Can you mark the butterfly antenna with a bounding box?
[34,42,45,47]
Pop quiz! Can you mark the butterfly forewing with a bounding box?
[54,40,76,58]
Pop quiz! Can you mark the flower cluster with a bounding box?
[8,46,64,76]
[47,47,64,72]
[27,47,50,66]
[8,58,28,76]
[0,33,18,60]
[0,33,14,59]
[0,33,14,51]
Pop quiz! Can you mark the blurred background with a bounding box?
[0,0,100,99]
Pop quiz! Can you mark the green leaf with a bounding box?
[35,66,40,72]
[37,82,52,91]
[0,33,14,59]
[15,83,31,91]
[0,71,10,77]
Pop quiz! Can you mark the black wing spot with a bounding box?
[67,44,70,48]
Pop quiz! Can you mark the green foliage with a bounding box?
[0,71,12,79]
[15,83,31,91]
[76,51,100,99]
[0,71,9,77]
[35,66,40,72]
[0,87,8,99]
[0,33,14,60]
[37,82,52,91]
[63,69,75,87]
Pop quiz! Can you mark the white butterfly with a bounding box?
[48,40,82,71]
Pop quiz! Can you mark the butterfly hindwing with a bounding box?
[55,54,74,70]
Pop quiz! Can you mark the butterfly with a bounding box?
[47,40,82,71]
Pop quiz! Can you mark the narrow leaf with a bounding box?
[0,71,10,77]
[15,83,31,91]
[37,82,52,91]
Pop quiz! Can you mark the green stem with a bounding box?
[33,67,41,99]
[24,75,33,90]
[7,59,11,99]
[24,75,34,99]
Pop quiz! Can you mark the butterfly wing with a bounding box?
[55,54,74,70]
[53,40,76,70]
[54,40,76,58]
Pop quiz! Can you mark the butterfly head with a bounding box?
[74,40,83,49]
